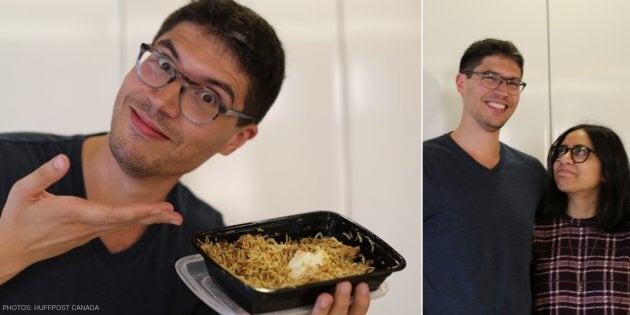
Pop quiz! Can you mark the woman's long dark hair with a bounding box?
[541,124,630,232]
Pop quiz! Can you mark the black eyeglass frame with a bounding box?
[551,145,596,164]
[462,70,527,95]
[135,43,256,125]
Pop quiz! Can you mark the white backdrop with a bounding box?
[423,0,630,309]
[422,0,550,160]
[423,0,630,161]
[0,0,420,313]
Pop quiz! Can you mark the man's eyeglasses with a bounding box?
[462,71,526,95]
[550,145,596,163]
[135,43,255,125]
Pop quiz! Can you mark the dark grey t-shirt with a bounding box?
[0,132,223,314]
[423,133,546,314]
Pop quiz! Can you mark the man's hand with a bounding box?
[0,154,183,284]
[311,282,371,315]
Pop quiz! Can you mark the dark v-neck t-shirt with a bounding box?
[0,132,224,314]
[423,133,546,314]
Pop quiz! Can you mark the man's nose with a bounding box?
[494,79,510,95]
[150,80,182,118]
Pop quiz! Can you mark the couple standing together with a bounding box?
[423,38,630,314]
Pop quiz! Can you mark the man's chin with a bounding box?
[481,122,505,132]
[109,133,154,179]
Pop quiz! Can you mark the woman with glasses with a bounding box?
[532,124,630,313]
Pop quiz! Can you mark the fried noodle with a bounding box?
[199,234,374,289]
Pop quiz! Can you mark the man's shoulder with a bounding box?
[423,133,454,159]
[169,183,224,230]
[0,132,79,166]
[501,142,545,168]
[423,133,451,148]
[0,132,92,167]
[0,132,95,155]
[0,132,75,144]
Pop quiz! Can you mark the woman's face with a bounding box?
[552,129,603,197]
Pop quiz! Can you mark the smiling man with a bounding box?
[423,38,546,314]
[0,1,370,314]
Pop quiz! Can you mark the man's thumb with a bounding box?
[11,154,70,198]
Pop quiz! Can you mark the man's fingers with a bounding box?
[311,292,334,315]
[311,282,371,315]
[120,202,183,227]
[65,199,183,229]
[348,283,370,315]
[330,281,352,314]
[311,282,355,315]
[10,154,69,199]
[9,154,184,230]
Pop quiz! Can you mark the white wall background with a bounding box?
[423,0,630,309]
[547,0,630,140]
[0,0,420,313]
[422,0,550,161]
[423,0,630,161]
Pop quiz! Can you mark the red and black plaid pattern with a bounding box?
[532,216,630,314]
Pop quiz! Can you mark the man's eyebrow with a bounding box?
[482,70,522,80]
[155,39,180,61]
[203,78,236,106]
[154,39,236,105]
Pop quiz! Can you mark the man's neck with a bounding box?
[81,134,181,254]
[450,124,501,169]
[81,134,179,206]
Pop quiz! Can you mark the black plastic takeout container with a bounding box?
[191,210,406,314]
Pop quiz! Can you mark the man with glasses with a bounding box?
[423,38,546,314]
[0,1,370,314]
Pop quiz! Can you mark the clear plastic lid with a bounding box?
[175,254,388,315]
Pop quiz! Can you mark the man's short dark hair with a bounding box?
[459,38,524,76]
[154,0,285,126]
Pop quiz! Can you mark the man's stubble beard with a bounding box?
[109,130,158,179]
[108,99,166,179]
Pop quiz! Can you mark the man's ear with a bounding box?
[455,72,466,94]
[220,124,258,156]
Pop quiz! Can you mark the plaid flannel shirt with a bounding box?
[533,216,630,314]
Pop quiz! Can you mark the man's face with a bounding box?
[455,55,523,132]
[109,22,257,179]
